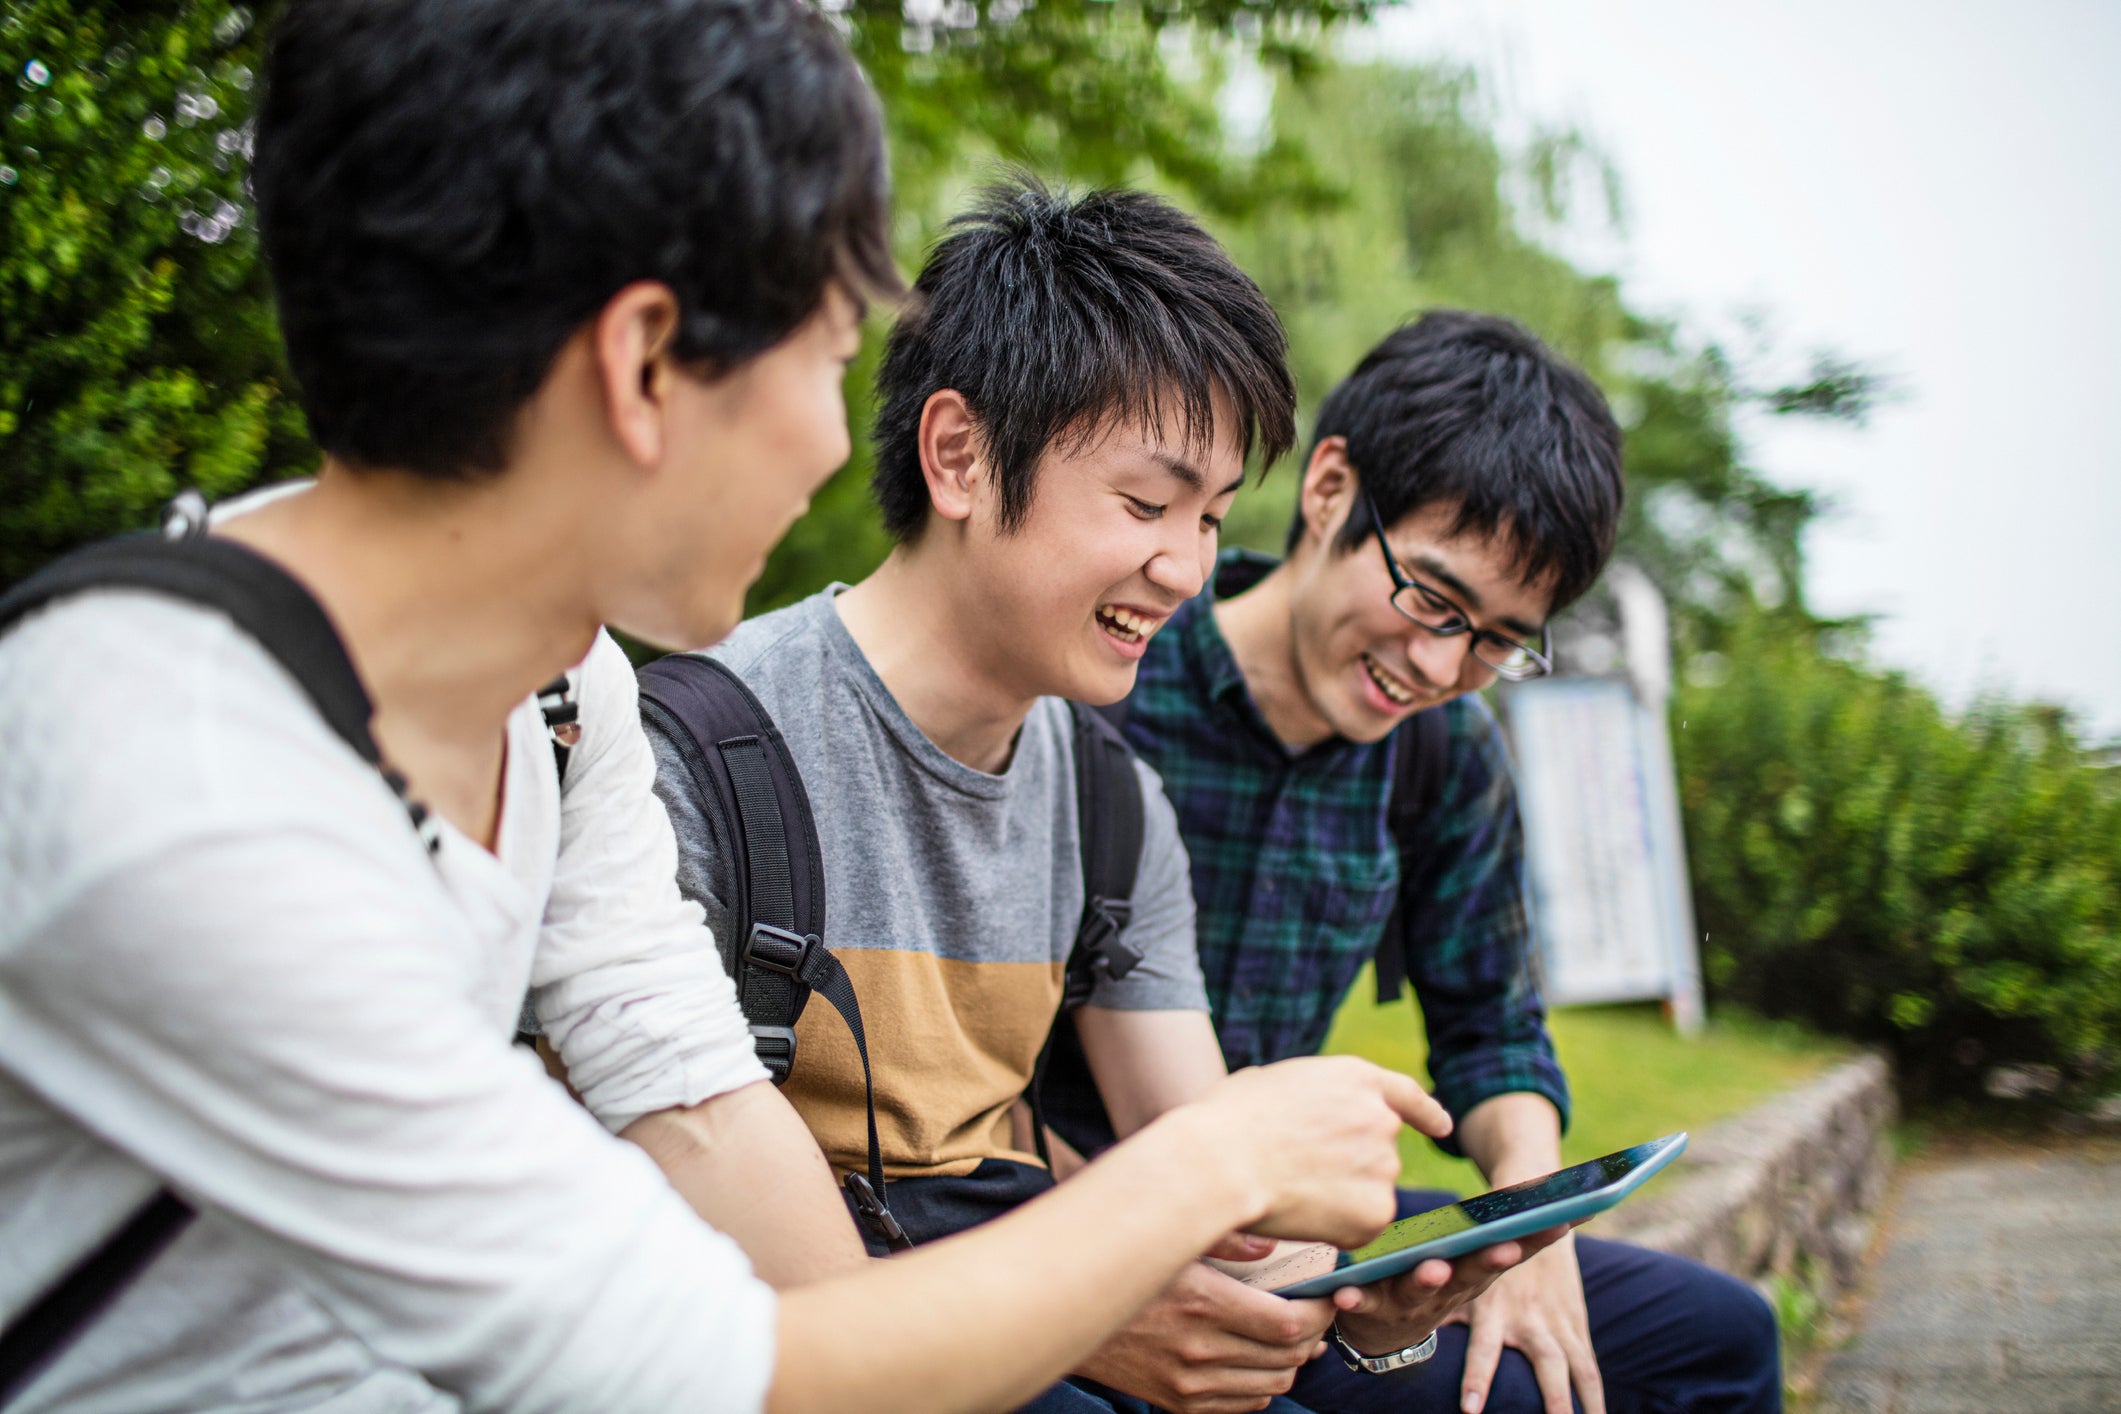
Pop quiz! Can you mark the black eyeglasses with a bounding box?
[1365,491,1553,681]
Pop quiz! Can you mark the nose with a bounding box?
[1405,631,1483,692]
[1145,520,1211,603]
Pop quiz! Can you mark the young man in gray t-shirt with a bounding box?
[650,180,1566,1414]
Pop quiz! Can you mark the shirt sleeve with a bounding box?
[1399,696,1571,1153]
[1083,758,1210,1013]
[531,632,770,1133]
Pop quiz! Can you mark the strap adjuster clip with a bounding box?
[844,1172,913,1252]
[749,1024,797,1085]
[743,922,820,980]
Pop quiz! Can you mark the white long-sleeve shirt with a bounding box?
[0,583,776,1411]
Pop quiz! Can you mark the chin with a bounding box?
[1059,650,1141,707]
[614,595,743,656]
[1336,710,1402,746]
[687,605,745,653]
[1335,686,1413,744]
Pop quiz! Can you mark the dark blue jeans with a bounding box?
[1017,1186,1781,1414]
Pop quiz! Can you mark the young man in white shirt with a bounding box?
[0,2,1457,1410]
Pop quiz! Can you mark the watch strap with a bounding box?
[1331,1323,1440,1375]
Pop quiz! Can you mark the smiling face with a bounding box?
[947,396,1249,706]
[1285,438,1555,744]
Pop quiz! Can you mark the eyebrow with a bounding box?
[1147,451,1245,499]
[1149,451,1205,492]
[1410,553,1543,641]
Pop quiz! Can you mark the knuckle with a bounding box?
[1170,1369,1217,1399]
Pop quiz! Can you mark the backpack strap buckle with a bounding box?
[748,1024,798,1085]
[843,1171,912,1252]
[1080,898,1137,973]
[743,922,826,983]
[741,924,826,1085]
[1065,897,1142,1007]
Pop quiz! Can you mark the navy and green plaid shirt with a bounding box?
[1125,551,1569,1146]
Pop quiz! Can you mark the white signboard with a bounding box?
[1506,676,1703,1031]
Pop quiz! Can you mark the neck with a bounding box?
[1213,561,1338,752]
[834,542,1039,774]
[218,460,602,775]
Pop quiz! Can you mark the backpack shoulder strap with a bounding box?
[0,500,419,1407]
[0,1191,195,1406]
[1373,705,1453,1004]
[637,653,827,1045]
[0,534,381,769]
[635,653,906,1250]
[1064,700,1147,1005]
[1021,703,1149,1168]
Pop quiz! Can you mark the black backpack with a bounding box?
[0,500,580,1407]
[1038,693,1452,1157]
[635,653,1149,1246]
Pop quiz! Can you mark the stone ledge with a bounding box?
[1593,1053,1895,1298]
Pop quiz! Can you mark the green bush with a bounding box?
[1674,617,2121,1103]
[0,2,303,585]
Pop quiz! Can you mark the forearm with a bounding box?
[623,1079,868,1288]
[770,1104,1260,1414]
[1074,1005,1228,1139]
[1455,1091,1563,1186]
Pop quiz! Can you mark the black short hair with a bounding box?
[254,0,899,478]
[1293,310,1624,612]
[871,178,1295,541]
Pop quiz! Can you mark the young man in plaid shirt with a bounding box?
[1096,313,1782,1414]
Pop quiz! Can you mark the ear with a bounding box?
[1295,436,1359,553]
[917,389,985,525]
[593,281,685,470]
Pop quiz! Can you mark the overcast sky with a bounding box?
[1353,0,2121,740]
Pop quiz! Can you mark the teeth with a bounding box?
[1362,653,1415,706]
[1097,606,1158,643]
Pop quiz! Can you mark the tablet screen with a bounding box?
[1341,1136,1675,1267]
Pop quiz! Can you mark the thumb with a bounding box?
[1206,1231,1278,1262]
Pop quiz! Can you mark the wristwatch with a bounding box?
[1331,1322,1440,1375]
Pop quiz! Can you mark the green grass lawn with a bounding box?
[1321,970,1852,1193]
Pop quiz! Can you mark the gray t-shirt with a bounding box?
[646,588,1205,1179]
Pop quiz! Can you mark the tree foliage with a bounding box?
[1,1,293,584]
[1675,616,2121,1102]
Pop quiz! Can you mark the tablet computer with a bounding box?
[1251,1132,1687,1299]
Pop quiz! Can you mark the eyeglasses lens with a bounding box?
[1391,585,1461,631]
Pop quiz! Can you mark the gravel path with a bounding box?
[1815,1137,2121,1413]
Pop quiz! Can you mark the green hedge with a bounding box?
[1673,618,2121,1103]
